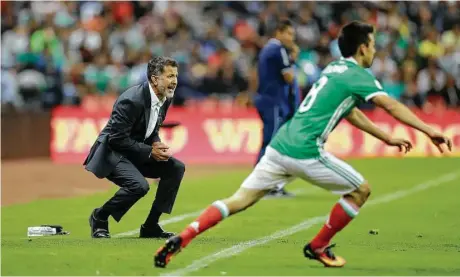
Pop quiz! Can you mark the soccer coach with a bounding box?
[84,56,185,239]
[254,19,300,197]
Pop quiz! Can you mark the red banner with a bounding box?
[51,107,460,164]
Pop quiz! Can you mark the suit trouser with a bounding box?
[101,156,185,222]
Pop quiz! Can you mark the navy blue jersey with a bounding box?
[255,38,295,118]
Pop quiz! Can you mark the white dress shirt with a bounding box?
[145,83,166,140]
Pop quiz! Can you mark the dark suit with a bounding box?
[84,82,185,222]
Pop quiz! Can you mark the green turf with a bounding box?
[2,158,460,276]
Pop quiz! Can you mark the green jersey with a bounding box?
[270,57,387,159]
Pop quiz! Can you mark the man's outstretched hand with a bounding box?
[428,131,453,153]
[385,138,413,154]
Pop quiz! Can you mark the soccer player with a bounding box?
[254,19,300,197]
[154,21,452,268]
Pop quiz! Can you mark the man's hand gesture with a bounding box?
[151,142,172,161]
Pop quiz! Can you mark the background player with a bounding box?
[254,19,300,198]
[154,21,452,268]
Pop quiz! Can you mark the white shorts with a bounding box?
[241,146,365,195]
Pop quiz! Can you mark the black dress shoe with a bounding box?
[139,224,175,239]
[89,208,110,238]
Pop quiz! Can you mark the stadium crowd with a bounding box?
[1,1,459,112]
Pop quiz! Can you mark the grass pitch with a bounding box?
[2,158,460,276]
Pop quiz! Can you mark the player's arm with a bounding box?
[372,95,433,136]
[352,73,452,153]
[346,108,390,142]
[354,74,433,136]
[372,94,452,152]
[346,107,413,153]
[278,47,295,84]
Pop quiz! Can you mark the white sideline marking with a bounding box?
[113,210,203,238]
[161,172,459,276]
[114,187,319,237]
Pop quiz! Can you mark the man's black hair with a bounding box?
[147,56,178,80]
[338,21,375,57]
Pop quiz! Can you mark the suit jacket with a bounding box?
[83,82,172,178]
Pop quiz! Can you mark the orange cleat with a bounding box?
[154,236,183,268]
[303,243,346,267]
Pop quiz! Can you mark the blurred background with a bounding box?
[2,1,459,112]
[1,1,459,163]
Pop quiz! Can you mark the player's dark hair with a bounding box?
[338,21,375,57]
[275,19,293,33]
[147,56,178,80]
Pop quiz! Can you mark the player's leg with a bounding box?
[154,189,275,268]
[257,108,295,198]
[177,147,292,248]
[154,147,291,268]
[255,107,277,165]
[175,187,267,249]
[293,152,370,267]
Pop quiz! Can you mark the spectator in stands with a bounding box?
[2,24,30,62]
[371,47,397,84]
[441,75,460,108]
[1,1,458,113]
[84,53,111,95]
[383,69,405,101]
[68,22,102,63]
[1,67,23,112]
[416,58,447,106]
[201,47,248,99]
[442,2,460,31]
[295,7,320,50]
[441,21,460,51]
[418,26,445,59]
